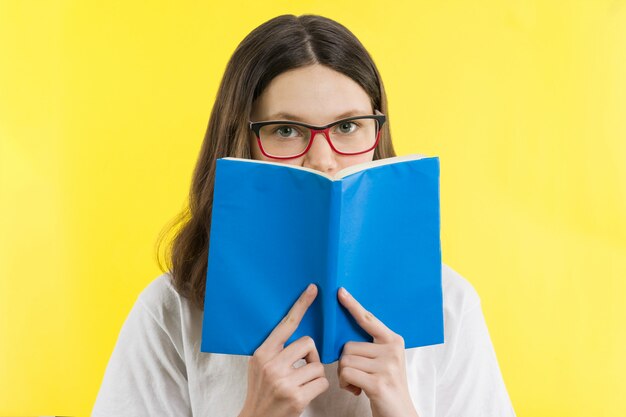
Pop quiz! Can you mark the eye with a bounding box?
[272,125,303,138]
[335,121,358,134]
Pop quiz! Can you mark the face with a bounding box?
[249,64,376,178]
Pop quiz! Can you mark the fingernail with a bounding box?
[340,287,348,297]
[307,283,314,293]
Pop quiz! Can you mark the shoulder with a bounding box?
[434,264,517,415]
[134,271,187,333]
[92,273,193,415]
[137,271,178,306]
[428,262,485,373]
[441,262,481,318]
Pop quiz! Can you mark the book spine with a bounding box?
[323,180,341,363]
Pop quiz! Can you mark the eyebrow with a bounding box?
[267,109,372,122]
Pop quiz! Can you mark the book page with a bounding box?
[334,154,426,179]
[221,157,336,179]
[221,154,427,180]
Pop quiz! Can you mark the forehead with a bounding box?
[253,64,373,124]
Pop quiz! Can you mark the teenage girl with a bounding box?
[92,14,516,417]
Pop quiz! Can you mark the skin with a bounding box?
[239,284,329,417]
[240,64,420,417]
[249,64,376,177]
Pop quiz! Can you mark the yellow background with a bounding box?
[1,0,625,415]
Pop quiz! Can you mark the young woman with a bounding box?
[92,14,516,417]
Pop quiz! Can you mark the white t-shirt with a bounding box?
[92,263,516,417]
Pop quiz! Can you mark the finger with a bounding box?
[300,376,330,401]
[266,283,318,349]
[302,339,321,364]
[346,385,362,396]
[291,361,326,386]
[337,361,363,396]
[339,354,380,374]
[278,335,320,368]
[337,287,394,343]
[339,379,362,396]
[341,341,385,359]
[338,366,377,396]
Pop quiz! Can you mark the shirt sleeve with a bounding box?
[435,302,516,417]
[91,298,192,417]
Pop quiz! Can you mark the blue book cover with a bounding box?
[201,154,444,364]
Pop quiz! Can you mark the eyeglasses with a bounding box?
[249,110,386,159]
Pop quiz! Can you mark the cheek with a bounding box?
[249,135,265,160]
[250,139,306,166]
[338,150,375,168]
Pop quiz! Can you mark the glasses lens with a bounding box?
[258,123,311,157]
[329,118,378,154]
[258,118,379,158]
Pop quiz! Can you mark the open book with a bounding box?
[201,154,444,364]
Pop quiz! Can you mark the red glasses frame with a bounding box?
[248,110,387,160]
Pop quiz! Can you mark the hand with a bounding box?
[238,284,329,417]
[336,287,420,417]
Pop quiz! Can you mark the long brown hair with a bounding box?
[155,14,397,311]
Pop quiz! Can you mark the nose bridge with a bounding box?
[302,125,337,173]
[309,127,332,150]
